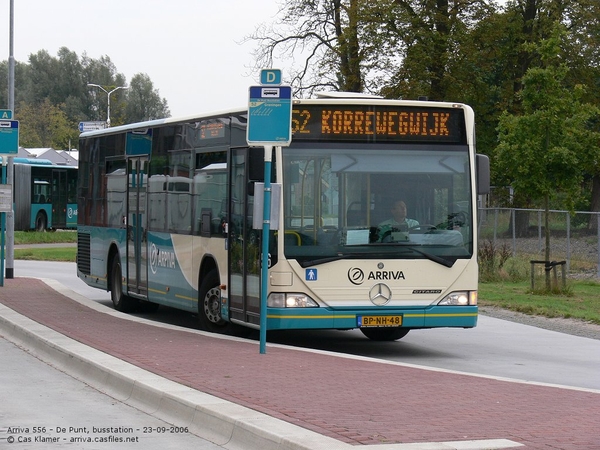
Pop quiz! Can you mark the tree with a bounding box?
[375,0,496,102]
[1,48,170,146]
[248,0,371,95]
[0,60,29,108]
[554,0,600,230]
[17,98,78,149]
[456,0,600,236]
[495,28,600,283]
[125,73,170,122]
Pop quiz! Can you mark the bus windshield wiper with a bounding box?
[394,245,456,267]
[298,254,350,268]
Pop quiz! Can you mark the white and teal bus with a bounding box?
[4,157,78,231]
[77,94,489,341]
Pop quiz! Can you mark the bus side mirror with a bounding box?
[249,147,265,182]
[476,154,490,195]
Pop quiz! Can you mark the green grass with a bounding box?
[15,231,77,245]
[479,280,600,325]
[477,244,600,324]
[14,247,76,262]
[13,231,76,261]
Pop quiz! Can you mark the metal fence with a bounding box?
[478,208,600,278]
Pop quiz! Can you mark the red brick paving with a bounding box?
[1,278,599,449]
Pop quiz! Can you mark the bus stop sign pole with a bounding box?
[247,70,292,354]
[0,162,5,287]
[259,146,273,354]
[0,118,19,287]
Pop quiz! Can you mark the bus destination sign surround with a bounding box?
[291,105,466,143]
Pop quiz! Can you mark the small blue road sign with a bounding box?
[0,110,13,120]
[79,121,107,132]
[247,86,293,146]
[0,120,19,154]
[260,69,282,85]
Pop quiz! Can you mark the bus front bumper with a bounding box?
[265,305,478,330]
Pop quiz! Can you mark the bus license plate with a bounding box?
[358,315,403,327]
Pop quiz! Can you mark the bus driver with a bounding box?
[377,200,419,242]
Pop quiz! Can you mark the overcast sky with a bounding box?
[1,0,282,117]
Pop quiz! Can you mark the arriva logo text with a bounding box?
[67,207,78,219]
[348,267,405,285]
[150,243,176,274]
[368,270,405,281]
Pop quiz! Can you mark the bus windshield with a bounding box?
[282,143,473,266]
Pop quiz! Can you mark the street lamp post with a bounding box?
[87,83,129,127]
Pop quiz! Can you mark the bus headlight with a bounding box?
[268,293,319,308]
[437,291,477,306]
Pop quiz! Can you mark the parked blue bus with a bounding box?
[5,158,78,231]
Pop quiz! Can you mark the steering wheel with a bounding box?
[451,211,469,228]
[380,229,393,243]
[408,224,437,233]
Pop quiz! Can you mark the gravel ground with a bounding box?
[485,235,599,275]
[479,306,600,340]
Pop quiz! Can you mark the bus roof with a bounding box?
[79,94,470,139]
[79,106,246,139]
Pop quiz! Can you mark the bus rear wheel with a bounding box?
[360,327,410,341]
[35,212,47,232]
[110,254,138,313]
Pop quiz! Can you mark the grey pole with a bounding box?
[6,0,15,278]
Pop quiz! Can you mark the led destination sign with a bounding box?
[291,105,466,143]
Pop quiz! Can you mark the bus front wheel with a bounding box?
[110,254,138,313]
[360,327,410,341]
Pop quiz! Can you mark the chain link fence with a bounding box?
[478,208,600,279]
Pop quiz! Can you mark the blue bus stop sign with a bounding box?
[0,121,19,155]
[247,86,292,146]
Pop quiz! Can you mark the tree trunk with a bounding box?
[334,0,362,92]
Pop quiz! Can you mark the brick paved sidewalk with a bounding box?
[0,278,598,449]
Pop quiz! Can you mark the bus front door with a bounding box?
[126,157,148,297]
[228,148,261,327]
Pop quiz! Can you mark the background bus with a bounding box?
[77,94,489,341]
[3,157,78,231]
